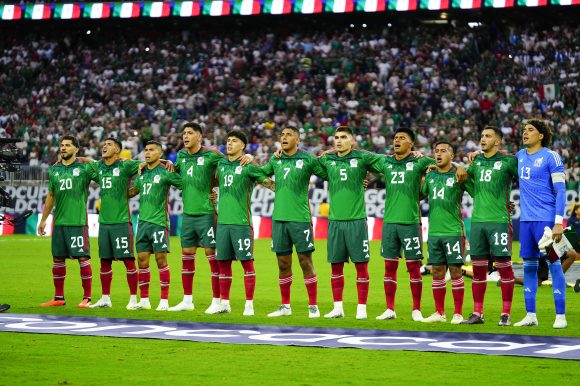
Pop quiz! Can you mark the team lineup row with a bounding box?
[36,118,572,328]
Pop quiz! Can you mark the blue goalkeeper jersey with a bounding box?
[516,147,566,222]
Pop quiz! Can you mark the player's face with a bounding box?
[334,131,353,153]
[101,140,120,159]
[480,129,500,152]
[60,140,78,161]
[182,128,201,150]
[393,133,413,155]
[434,144,453,167]
[280,129,299,151]
[144,144,162,164]
[226,136,245,156]
[522,124,543,148]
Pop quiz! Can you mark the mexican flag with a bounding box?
[113,3,141,18]
[517,0,548,5]
[420,0,450,8]
[143,2,171,17]
[54,4,82,19]
[356,0,387,11]
[83,3,112,18]
[173,1,202,16]
[451,0,482,7]
[202,1,232,16]
[325,0,355,12]
[24,4,51,20]
[0,5,23,20]
[263,0,292,14]
[233,0,261,15]
[293,0,324,13]
[388,0,419,10]
[539,83,560,101]
[483,0,515,7]
[551,0,580,4]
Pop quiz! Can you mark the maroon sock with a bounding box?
[218,260,233,300]
[207,254,220,298]
[496,260,514,315]
[279,273,293,304]
[432,278,446,315]
[330,263,344,302]
[451,276,465,315]
[159,264,170,300]
[355,262,369,305]
[139,267,150,298]
[384,259,398,310]
[124,260,138,296]
[52,261,66,298]
[79,259,92,299]
[241,260,256,301]
[181,254,196,296]
[472,259,488,315]
[406,260,422,311]
[304,275,318,305]
[99,259,113,296]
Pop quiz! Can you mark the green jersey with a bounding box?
[421,169,465,236]
[175,147,223,216]
[261,151,328,222]
[132,165,182,228]
[216,158,267,226]
[373,155,435,224]
[48,160,96,226]
[319,149,383,221]
[465,153,517,223]
[91,159,140,224]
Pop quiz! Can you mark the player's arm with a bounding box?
[311,157,328,180]
[549,152,567,242]
[363,151,386,175]
[248,164,275,191]
[463,175,474,197]
[419,176,429,201]
[167,172,183,190]
[37,191,54,236]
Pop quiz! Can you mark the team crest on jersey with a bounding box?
[113,168,120,176]
[446,178,454,187]
[235,166,243,174]
[406,162,414,171]
[534,157,543,167]
[296,160,303,169]
[197,157,205,166]
[493,161,502,170]
[153,175,161,183]
[73,168,80,176]
[350,159,358,168]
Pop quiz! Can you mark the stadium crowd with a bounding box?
[0,21,578,188]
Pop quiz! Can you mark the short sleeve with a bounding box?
[246,163,268,183]
[167,171,183,190]
[420,177,429,197]
[418,157,436,173]
[363,151,384,173]
[311,157,328,180]
[261,157,274,177]
[123,160,141,176]
[48,170,55,192]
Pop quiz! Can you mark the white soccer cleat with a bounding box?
[243,300,254,316]
[324,307,345,319]
[514,313,539,327]
[412,309,424,322]
[134,298,151,310]
[355,304,367,320]
[376,309,397,320]
[156,300,169,311]
[205,298,222,314]
[553,314,567,329]
[422,312,447,323]
[168,300,195,312]
[268,304,292,317]
[450,314,464,324]
[217,302,231,314]
[308,305,320,318]
[538,226,554,251]
[89,296,112,309]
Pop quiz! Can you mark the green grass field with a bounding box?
[0,236,578,385]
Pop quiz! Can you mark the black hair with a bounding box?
[526,119,552,148]
[283,125,300,135]
[482,126,503,140]
[394,127,416,142]
[60,135,79,148]
[226,130,248,148]
[183,122,202,134]
[335,126,354,136]
[105,137,123,150]
[145,140,163,149]
[434,140,455,154]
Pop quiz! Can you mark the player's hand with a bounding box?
[410,151,423,158]
[273,149,283,158]
[455,166,468,183]
[37,221,46,236]
[426,165,437,174]
[467,151,481,165]
[77,157,92,163]
[239,154,254,166]
[319,149,337,157]
[509,201,516,213]
[552,224,563,243]
[163,160,175,172]
[363,179,369,189]
[209,191,218,202]
[138,162,146,176]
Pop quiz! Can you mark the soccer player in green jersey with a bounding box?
[129,141,182,311]
[420,142,466,324]
[213,131,274,316]
[319,126,383,320]
[38,135,96,308]
[461,126,518,326]
[88,138,141,310]
[169,122,253,313]
[262,126,328,318]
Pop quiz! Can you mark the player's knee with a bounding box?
[431,265,446,278]
[277,254,292,273]
[448,265,462,279]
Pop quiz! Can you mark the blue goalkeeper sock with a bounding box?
[523,259,539,313]
[548,259,566,315]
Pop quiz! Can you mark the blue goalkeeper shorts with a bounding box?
[520,221,553,259]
